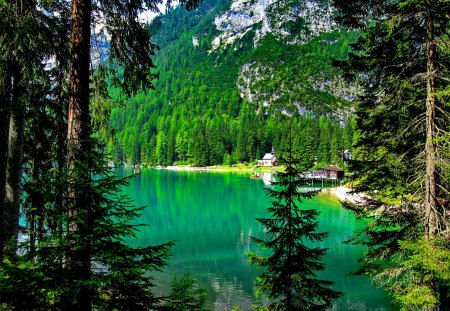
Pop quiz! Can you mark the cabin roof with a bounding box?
[262,153,276,160]
[321,166,344,172]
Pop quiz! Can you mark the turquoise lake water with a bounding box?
[119,168,398,310]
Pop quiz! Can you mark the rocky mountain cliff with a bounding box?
[151,0,358,114]
[107,0,357,166]
[212,0,336,49]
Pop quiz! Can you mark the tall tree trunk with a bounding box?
[0,67,11,259]
[3,65,25,256]
[66,0,92,309]
[67,0,91,167]
[424,14,438,238]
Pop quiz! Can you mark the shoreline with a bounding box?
[144,164,280,174]
[326,186,369,204]
[125,164,364,203]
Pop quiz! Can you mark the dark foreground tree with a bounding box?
[0,139,173,310]
[0,0,59,258]
[64,0,200,308]
[248,134,341,310]
[2,0,204,308]
[333,0,450,308]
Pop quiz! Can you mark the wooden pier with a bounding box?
[303,176,343,187]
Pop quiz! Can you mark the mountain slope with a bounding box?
[108,0,357,167]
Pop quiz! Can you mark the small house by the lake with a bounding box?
[258,150,278,167]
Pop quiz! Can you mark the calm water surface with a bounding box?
[120,168,397,311]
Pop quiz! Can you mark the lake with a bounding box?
[119,168,397,310]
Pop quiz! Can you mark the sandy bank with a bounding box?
[326,186,370,204]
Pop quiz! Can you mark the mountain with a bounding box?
[106,0,357,167]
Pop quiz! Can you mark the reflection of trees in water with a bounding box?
[123,169,395,310]
[208,273,255,311]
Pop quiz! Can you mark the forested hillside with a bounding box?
[2,0,449,309]
[107,0,358,167]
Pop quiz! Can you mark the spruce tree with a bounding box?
[1,0,202,309]
[333,0,450,308]
[0,139,174,310]
[64,0,201,308]
[0,0,64,257]
[248,132,341,310]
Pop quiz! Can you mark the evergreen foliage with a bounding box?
[1,0,205,306]
[333,0,450,308]
[248,131,342,310]
[0,140,174,310]
[383,238,450,309]
[0,0,67,258]
[105,0,357,167]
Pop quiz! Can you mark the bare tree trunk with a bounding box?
[66,0,92,309]
[67,0,91,166]
[424,14,438,238]
[3,65,25,256]
[0,68,11,259]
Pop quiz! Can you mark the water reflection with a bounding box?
[121,168,397,310]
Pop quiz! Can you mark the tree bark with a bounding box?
[66,0,92,309]
[0,67,11,259]
[3,65,25,257]
[424,13,438,238]
[67,0,91,167]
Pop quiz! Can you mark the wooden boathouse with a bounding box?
[307,166,345,180]
[303,166,345,186]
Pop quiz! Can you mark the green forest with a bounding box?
[104,0,357,167]
[1,0,450,310]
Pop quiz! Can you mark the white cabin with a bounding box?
[258,151,278,167]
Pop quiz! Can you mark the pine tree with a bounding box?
[0,0,63,257]
[0,140,174,310]
[248,131,341,310]
[333,0,450,308]
[64,0,201,307]
[1,0,202,308]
